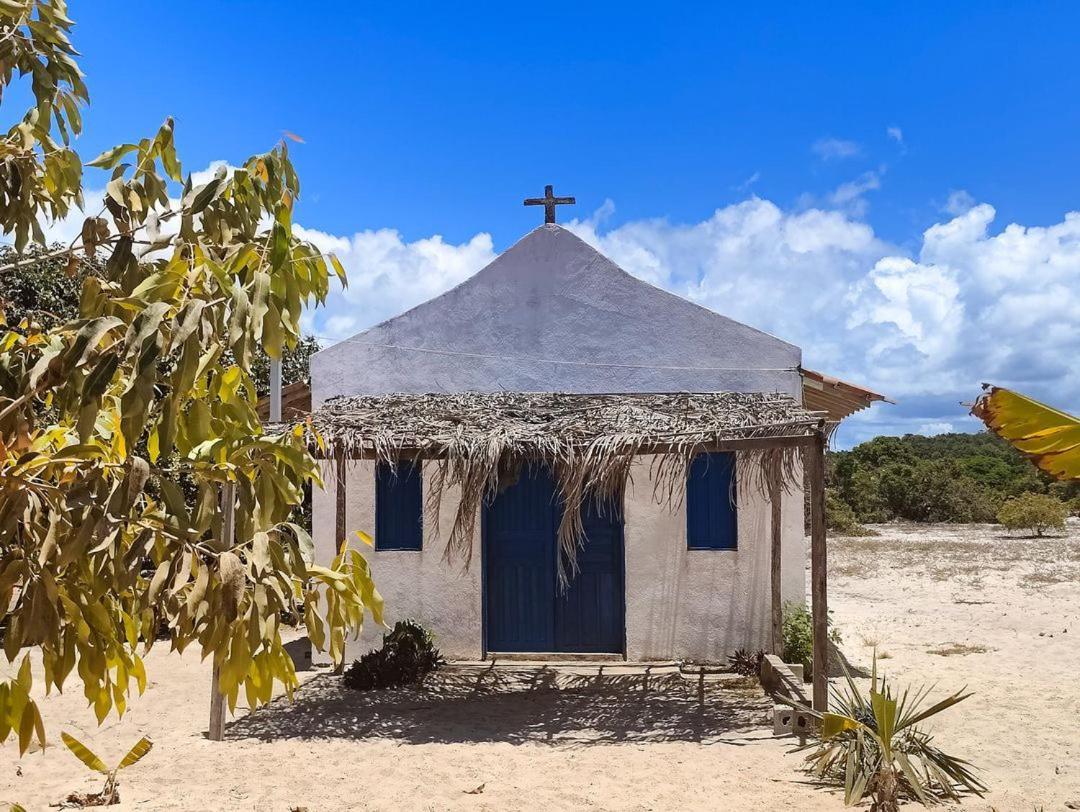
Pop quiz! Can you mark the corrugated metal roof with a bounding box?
[800,368,891,423]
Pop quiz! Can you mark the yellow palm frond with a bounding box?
[971,386,1080,480]
[117,735,153,770]
[60,732,108,774]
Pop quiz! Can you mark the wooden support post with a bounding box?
[333,455,347,676]
[809,430,829,712]
[208,481,235,741]
[768,460,783,657]
[335,455,347,550]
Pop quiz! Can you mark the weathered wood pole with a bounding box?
[335,454,347,549]
[768,459,784,656]
[333,455,347,676]
[208,481,236,741]
[808,430,829,711]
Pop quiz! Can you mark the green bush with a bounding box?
[782,602,814,676]
[996,493,1068,536]
[782,602,842,679]
[826,489,875,536]
[343,620,445,691]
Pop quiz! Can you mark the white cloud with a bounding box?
[296,224,496,342]
[812,137,861,160]
[831,172,881,205]
[918,421,955,436]
[828,170,883,217]
[943,189,976,216]
[886,126,904,144]
[735,171,761,191]
[190,160,233,186]
[847,255,963,359]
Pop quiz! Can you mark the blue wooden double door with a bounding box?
[484,464,625,653]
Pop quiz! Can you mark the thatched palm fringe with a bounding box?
[310,392,825,587]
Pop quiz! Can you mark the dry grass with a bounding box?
[830,521,1080,810]
[1020,564,1080,589]
[830,524,1080,588]
[927,642,993,657]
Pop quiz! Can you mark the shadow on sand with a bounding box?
[226,664,771,748]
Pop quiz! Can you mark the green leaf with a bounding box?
[186,177,224,214]
[821,712,862,740]
[87,143,138,170]
[870,690,897,748]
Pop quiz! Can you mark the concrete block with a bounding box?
[773,704,813,738]
[761,654,809,702]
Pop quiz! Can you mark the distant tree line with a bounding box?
[827,432,1080,526]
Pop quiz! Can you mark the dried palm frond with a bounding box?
[310,391,825,583]
[971,384,1080,481]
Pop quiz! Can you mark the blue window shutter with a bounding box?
[375,461,423,550]
[686,452,737,550]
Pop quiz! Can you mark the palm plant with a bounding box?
[60,732,153,806]
[785,653,986,811]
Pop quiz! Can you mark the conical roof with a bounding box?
[312,224,801,406]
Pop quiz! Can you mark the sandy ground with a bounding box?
[2,521,1079,811]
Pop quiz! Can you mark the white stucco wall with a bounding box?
[313,454,806,663]
[312,459,483,661]
[622,454,805,661]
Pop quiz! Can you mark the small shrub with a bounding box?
[996,493,1068,536]
[782,602,814,676]
[727,648,764,677]
[789,653,985,809]
[343,619,444,691]
[782,603,841,678]
[60,732,153,807]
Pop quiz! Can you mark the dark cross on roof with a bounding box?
[524,184,575,224]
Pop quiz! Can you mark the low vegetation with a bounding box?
[344,620,445,691]
[791,654,985,811]
[727,648,764,677]
[60,732,152,807]
[927,642,993,657]
[826,490,877,536]
[781,603,842,679]
[997,493,1068,536]
[829,432,1078,525]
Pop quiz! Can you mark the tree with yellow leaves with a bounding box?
[0,1,380,753]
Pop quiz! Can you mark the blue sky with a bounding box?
[38,3,1080,446]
